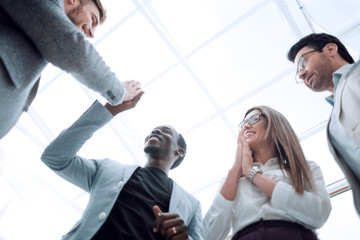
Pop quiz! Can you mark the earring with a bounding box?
[282,159,287,166]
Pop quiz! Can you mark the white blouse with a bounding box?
[201,158,331,240]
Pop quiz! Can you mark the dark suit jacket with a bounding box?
[0,0,125,138]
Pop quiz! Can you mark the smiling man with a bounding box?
[0,0,136,140]
[287,33,360,217]
[41,89,203,240]
[65,0,104,38]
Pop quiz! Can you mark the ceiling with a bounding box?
[1,0,360,239]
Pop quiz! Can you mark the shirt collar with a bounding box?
[254,157,278,168]
[325,95,334,106]
[325,63,352,106]
[332,63,351,90]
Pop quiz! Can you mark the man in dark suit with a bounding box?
[0,0,136,139]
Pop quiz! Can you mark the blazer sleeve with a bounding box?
[271,161,332,229]
[41,101,113,191]
[1,0,125,105]
[187,200,203,240]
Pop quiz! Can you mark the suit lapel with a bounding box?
[333,66,351,118]
[123,165,139,183]
[169,182,182,213]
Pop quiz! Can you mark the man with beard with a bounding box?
[0,0,135,139]
[41,89,203,240]
[287,33,360,217]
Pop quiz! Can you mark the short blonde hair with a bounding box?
[245,106,314,193]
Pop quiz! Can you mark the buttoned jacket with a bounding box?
[327,59,360,216]
[41,101,203,240]
[0,0,124,138]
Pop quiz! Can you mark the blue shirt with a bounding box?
[326,64,360,185]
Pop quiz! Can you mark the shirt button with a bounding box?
[117,181,124,188]
[99,212,107,220]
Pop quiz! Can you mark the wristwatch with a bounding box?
[247,166,263,183]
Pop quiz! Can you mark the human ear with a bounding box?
[325,43,338,56]
[176,148,185,157]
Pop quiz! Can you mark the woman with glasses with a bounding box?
[202,105,331,240]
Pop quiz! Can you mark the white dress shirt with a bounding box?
[201,158,331,240]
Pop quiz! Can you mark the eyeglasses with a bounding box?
[238,113,266,130]
[295,48,322,83]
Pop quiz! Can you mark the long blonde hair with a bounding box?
[245,106,313,193]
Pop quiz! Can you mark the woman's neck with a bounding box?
[252,144,277,165]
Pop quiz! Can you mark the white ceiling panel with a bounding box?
[1,0,360,239]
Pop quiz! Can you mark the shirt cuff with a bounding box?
[271,181,291,211]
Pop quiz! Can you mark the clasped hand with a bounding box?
[153,205,188,240]
[234,129,254,178]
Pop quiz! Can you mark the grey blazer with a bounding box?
[0,0,124,138]
[327,59,360,216]
[41,101,203,240]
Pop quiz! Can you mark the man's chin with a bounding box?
[305,81,321,92]
[308,83,326,92]
[144,145,160,154]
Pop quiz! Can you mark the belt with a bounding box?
[233,219,316,238]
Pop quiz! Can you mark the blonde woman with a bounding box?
[202,106,331,240]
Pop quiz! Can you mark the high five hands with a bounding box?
[123,80,143,102]
[153,205,189,240]
[105,80,144,116]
